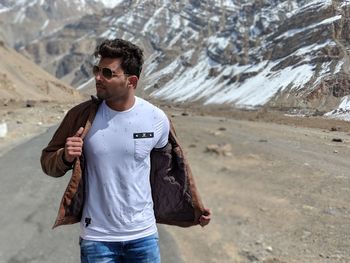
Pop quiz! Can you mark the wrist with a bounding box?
[62,152,74,166]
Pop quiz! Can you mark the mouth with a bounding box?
[96,84,105,90]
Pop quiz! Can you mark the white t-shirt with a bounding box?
[80,97,170,242]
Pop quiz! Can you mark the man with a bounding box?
[41,38,211,263]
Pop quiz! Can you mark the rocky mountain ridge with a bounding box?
[2,0,350,116]
[0,0,122,48]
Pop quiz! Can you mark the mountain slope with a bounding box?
[0,0,123,48]
[4,0,350,115]
[0,41,81,103]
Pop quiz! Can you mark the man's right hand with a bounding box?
[63,127,84,163]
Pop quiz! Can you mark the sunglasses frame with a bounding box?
[92,65,129,80]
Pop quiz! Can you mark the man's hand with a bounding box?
[199,208,211,227]
[63,127,84,163]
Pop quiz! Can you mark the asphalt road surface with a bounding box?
[0,126,183,263]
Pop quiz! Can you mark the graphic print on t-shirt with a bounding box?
[133,132,154,139]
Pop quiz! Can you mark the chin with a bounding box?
[96,90,106,100]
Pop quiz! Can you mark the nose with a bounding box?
[94,70,102,81]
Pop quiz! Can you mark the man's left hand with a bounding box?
[199,208,211,227]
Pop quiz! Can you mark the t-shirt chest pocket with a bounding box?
[133,132,155,161]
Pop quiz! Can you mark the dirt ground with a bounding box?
[1,100,350,262]
[165,107,350,263]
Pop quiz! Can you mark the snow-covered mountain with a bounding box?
[2,0,350,117]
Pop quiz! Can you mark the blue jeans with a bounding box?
[80,233,160,263]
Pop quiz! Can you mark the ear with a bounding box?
[127,76,138,89]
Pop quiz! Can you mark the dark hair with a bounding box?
[94,38,144,77]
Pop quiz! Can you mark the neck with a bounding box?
[105,95,136,111]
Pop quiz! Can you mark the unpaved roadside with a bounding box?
[0,102,75,157]
[166,111,350,263]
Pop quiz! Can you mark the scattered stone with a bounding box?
[210,131,221,136]
[263,258,287,263]
[259,207,268,212]
[323,207,337,216]
[265,246,273,253]
[219,166,232,173]
[301,230,312,239]
[0,122,8,138]
[218,127,226,131]
[26,100,36,108]
[240,250,259,262]
[259,139,268,142]
[181,112,189,116]
[333,150,338,153]
[16,120,22,124]
[188,144,196,148]
[255,240,262,245]
[332,138,343,142]
[37,122,43,126]
[330,127,340,131]
[205,143,232,156]
[302,205,315,210]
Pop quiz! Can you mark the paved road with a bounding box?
[0,126,183,263]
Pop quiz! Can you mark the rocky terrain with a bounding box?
[168,108,350,263]
[0,0,121,48]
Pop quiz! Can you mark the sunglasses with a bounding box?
[92,65,128,80]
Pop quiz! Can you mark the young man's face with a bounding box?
[94,57,132,103]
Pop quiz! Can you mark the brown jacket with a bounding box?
[41,97,205,228]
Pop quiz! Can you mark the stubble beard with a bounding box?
[96,82,107,100]
[96,92,106,100]
[96,81,130,103]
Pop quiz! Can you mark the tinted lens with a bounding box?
[92,65,113,79]
[102,68,113,79]
[92,65,100,76]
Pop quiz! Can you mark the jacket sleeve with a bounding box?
[40,110,75,177]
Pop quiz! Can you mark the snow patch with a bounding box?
[341,0,350,7]
[206,62,314,107]
[325,96,350,121]
[208,36,230,50]
[0,7,11,13]
[40,19,49,30]
[276,15,341,41]
[100,28,118,39]
[77,77,95,90]
[98,0,123,8]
